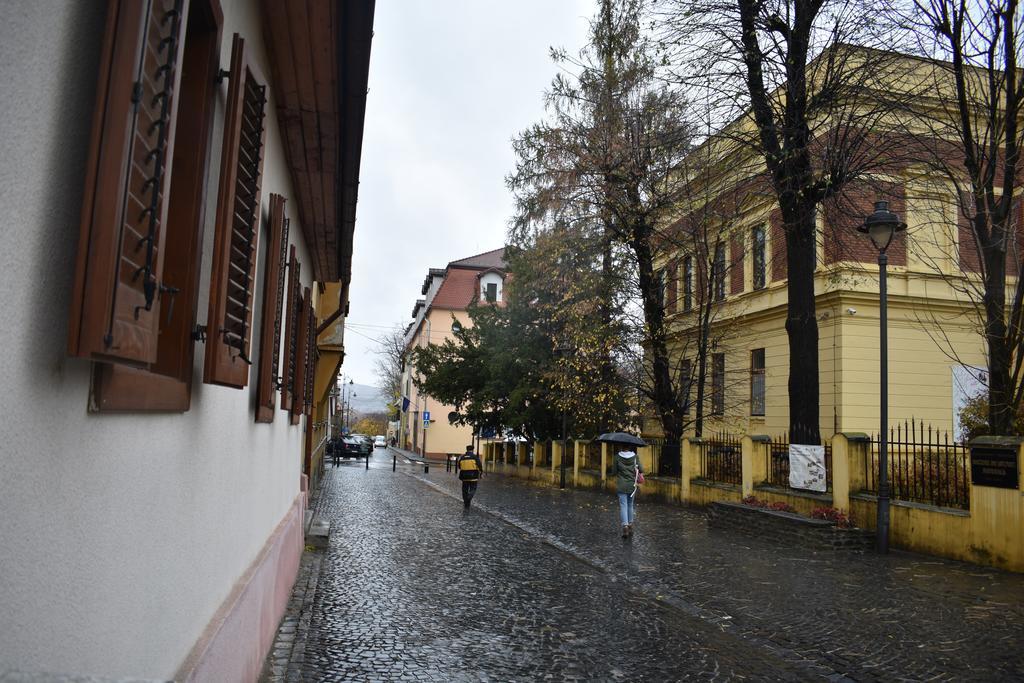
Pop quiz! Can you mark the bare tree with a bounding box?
[900,0,1024,435]
[374,326,407,415]
[655,0,917,444]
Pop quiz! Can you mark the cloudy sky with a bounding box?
[340,1,594,396]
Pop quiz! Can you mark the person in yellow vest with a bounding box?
[457,444,483,508]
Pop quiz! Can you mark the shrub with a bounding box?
[811,506,855,529]
[767,501,797,513]
[741,495,767,508]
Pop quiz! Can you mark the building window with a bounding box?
[681,358,692,415]
[713,244,726,302]
[683,256,693,312]
[711,352,725,416]
[480,272,503,303]
[752,225,766,290]
[750,348,765,416]
[71,0,225,412]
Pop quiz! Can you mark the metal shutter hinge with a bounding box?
[131,81,143,110]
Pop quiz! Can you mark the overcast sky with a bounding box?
[340,1,594,396]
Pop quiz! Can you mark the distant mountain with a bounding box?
[347,383,387,415]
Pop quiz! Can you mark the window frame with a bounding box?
[682,255,693,312]
[681,358,692,415]
[750,348,766,416]
[711,352,725,416]
[752,224,766,290]
[712,243,726,303]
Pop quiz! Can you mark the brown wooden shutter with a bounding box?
[254,194,289,422]
[303,297,317,417]
[291,287,311,425]
[204,33,269,388]
[68,0,189,366]
[280,247,300,412]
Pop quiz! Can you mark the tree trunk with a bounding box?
[599,225,618,430]
[781,197,821,445]
[983,227,1012,434]
[632,226,684,443]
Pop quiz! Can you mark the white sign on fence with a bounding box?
[789,444,827,492]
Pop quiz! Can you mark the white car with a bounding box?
[374,435,386,448]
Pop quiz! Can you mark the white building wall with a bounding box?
[0,1,311,678]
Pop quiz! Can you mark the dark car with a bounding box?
[350,434,373,456]
[338,437,363,459]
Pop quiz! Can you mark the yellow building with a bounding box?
[400,249,507,457]
[658,53,994,442]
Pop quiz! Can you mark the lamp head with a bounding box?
[859,200,907,252]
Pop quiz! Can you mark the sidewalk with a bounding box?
[410,467,1024,681]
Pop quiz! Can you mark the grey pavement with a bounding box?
[262,448,1024,681]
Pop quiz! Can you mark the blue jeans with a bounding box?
[617,492,635,526]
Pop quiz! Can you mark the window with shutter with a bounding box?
[280,247,300,413]
[68,0,189,366]
[254,194,289,422]
[303,297,317,417]
[291,287,311,425]
[204,32,269,388]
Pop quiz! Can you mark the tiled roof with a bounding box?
[448,247,507,270]
[430,268,482,310]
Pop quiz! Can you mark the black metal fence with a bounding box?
[699,432,742,485]
[767,434,833,491]
[864,419,970,510]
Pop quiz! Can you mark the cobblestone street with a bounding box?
[263,451,1024,681]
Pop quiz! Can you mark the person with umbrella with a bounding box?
[596,432,646,539]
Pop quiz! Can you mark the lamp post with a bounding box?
[858,200,906,554]
[340,378,353,434]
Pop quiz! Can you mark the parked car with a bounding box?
[350,434,372,456]
[374,435,386,448]
[335,437,363,460]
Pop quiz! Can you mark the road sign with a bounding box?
[423,411,430,422]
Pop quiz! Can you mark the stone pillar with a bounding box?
[742,435,770,498]
[680,438,701,503]
[600,442,611,485]
[842,432,870,509]
[967,437,1024,571]
[517,441,527,471]
[574,440,584,486]
[551,441,562,484]
[741,436,754,498]
[831,433,855,512]
[636,445,653,475]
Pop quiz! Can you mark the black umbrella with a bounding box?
[595,432,647,447]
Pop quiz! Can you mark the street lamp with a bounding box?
[858,200,906,554]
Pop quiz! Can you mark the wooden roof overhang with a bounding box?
[261,0,375,284]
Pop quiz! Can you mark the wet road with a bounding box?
[262,449,1024,681]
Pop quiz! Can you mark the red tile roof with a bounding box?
[430,268,483,310]
[429,248,508,311]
